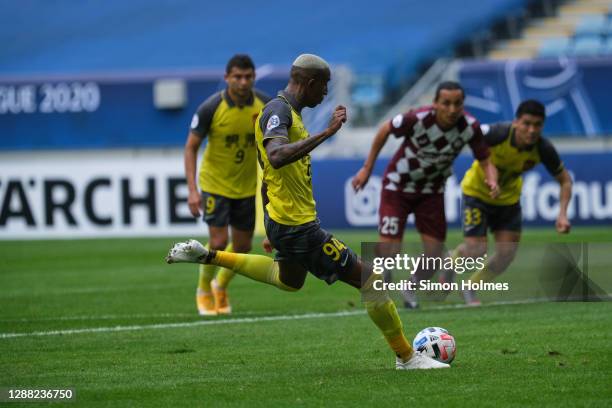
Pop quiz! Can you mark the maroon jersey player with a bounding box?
[352,81,499,308]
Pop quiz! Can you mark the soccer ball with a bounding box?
[413,327,456,364]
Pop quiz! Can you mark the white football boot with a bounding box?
[396,352,450,370]
[165,240,208,264]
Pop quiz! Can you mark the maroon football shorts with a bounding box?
[378,189,447,241]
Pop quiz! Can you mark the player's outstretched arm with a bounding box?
[555,169,572,233]
[266,105,347,169]
[352,122,392,191]
[478,158,500,199]
[184,132,204,217]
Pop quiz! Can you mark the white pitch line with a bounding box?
[0,310,365,339]
[0,283,187,298]
[0,310,275,323]
[0,313,194,322]
[0,298,558,340]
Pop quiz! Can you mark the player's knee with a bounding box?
[277,274,303,291]
[277,268,306,291]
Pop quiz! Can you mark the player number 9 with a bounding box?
[235,149,245,164]
[206,196,215,214]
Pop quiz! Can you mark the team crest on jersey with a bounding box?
[267,115,280,130]
[392,114,403,129]
[190,114,199,129]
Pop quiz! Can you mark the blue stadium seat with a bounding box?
[0,0,532,94]
[538,38,570,57]
[574,15,607,37]
[606,18,612,37]
[569,37,604,57]
[604,37,612,55]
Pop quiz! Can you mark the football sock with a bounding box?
[197,244,216,292]
[210,251,297,291]
[470,260,496,282]
[362,272,413,361]
[215,242,235,290]
[449,247,461,260]
[365,299,413,361]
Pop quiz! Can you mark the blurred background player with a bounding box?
[448,99,573,305]
[352,81,498,309]
[185,54,270,315]
[168,54,449,370]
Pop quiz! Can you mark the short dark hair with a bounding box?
[516,99,546,119]
[434,81,464,101]
[226,54,255,74]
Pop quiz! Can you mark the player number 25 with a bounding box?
[380,216,399,235]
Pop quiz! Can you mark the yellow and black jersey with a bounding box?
[255,91,316,226]
[462,122,564,205]
[190,89,270,199]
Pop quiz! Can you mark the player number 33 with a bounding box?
[463,208,482,226]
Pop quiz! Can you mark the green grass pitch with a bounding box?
[1,227,611,407]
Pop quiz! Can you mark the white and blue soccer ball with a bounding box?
[413,327,456,364]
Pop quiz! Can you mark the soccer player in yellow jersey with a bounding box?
[167,54,449,369]
[184,54,270,315]
[452,100,573,305]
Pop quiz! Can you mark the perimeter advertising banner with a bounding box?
[459,57,612,137]
[336,153,612,229]
[0,151,611,239]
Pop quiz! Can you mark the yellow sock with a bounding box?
[449,247,461,261]
[470,261,496,282]
[365,299,413,361]
[197,244,216,292]
[215,242,235,289]
[361,273,413,360]
[211,251,297,291]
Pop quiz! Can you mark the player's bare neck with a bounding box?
[226,89,250,107]
[283,85,305,112]
[512,131,534,151]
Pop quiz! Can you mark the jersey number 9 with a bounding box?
[235,149,245,164]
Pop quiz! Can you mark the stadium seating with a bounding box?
[536,9,612,58]
[574,14,608,37]
[569,35,605,56]
[605,37,612,53]
[538,37,571,57]
[491,1,612,60]
[0,0,531,95]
